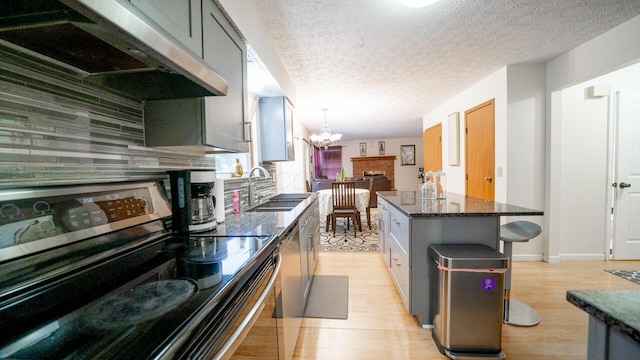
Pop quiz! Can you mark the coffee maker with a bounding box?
[168,170,217,234]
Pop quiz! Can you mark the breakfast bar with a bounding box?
[376,191,543,327]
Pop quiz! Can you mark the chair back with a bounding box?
[332,181,357,209]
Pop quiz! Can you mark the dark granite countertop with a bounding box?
[567,290,640,344]
[214,192,317,238]
[377,191,543,217]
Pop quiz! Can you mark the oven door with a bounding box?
[203,251,283,360]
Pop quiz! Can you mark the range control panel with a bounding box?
[0,187,154,249]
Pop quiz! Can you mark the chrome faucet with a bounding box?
[248,166,270,207]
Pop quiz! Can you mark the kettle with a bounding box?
[168,170,217,234]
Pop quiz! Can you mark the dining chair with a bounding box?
[355,178,373,230]
[331,181,362,237]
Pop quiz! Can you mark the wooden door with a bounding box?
[423,123,442,172]
[465,99,495,200]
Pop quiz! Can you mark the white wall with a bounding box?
[218,0,296,103]
[423,65,547,261]
[339,137,424,191]
[505,63,547,260]
[545,14,640,262]
[423,67,508,201]
[548,62,640,261]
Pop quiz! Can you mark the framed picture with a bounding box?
[401,145,415,166]
[359,142,366,156]
[378,141,385,155]
[448,112,460,166]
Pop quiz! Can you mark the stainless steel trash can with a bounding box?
[429,244,508,359]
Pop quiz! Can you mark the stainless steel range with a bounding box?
[0,180,279,359]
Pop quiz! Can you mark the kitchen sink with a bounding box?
[248,207,295,212]
[247,193,310,212]
[247,200,299,212]
[268,193,311,201]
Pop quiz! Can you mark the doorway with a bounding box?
[612,89,640,259]
[423,123,442,172]
[465,99,495,200]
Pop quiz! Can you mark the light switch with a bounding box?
[497,167,503,177]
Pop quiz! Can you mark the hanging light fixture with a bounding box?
[310,108,342,149]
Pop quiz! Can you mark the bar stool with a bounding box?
[500,220,542,326]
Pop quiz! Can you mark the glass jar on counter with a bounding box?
[435,171,447,199]
[422,171,436,200]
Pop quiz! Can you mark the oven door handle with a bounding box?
[212,252,282,360]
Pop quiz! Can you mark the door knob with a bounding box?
[620,182,632,188]
[484,176,492,182]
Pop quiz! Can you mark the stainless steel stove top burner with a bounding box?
[82,279,196,330]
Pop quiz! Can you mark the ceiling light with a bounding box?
[310,108,342,150]
[400,0,441,8]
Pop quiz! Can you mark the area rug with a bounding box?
[303,275,349,319]
[320,218,379,252]
[605,270,640,286]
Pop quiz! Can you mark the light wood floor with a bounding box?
[294,251,640,360]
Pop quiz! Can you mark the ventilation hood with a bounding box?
[0,0,228,99]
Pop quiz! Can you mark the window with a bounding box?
[211,153,250,175]
[314,146,342,179]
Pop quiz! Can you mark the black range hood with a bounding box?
[0,0,228,100]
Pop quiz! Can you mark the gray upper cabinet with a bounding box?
[259,97,295,161]
[201,0,248,152]
[130,0,203,57]
[143,0,249,153]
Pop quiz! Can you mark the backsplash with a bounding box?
[0,46,219,188]
[0,46,276,209]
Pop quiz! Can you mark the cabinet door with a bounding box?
[280,229,302,360]
[202,0,248,152]
[260,97,295,161]
[388,235,410,310]
[389,206,410,253]
[130,0,202,57]
[377,198,389,255]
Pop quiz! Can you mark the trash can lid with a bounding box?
[428,244,508,269]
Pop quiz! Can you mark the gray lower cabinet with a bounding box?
[279,200,320,360]
[588,317,640,360]
[387,205,410,310]
[299,199,319,305]
[143,0,248,153]
[382,201,501,326]
[377,198,389,256]
[129,0,202,57]
[280,225,302,360]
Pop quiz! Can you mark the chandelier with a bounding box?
[310,108,342,149]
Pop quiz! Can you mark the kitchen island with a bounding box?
[377,191,543,327]
[567,290,640,359]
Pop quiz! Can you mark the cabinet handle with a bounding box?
[392,218,400,224]
[394,258,401,266]
[243,121,251,142]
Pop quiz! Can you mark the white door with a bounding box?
[612,89,640,260]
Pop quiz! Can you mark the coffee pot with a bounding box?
[168,170,217,234]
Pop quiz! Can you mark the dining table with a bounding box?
[316,188,370,222]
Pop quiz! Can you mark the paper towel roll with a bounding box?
[213,178,225,223]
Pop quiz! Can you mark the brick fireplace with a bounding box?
[351,156,396,189]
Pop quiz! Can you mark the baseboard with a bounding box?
[513,253,606,262]
[559,253,607,261]
[511,254,545,262]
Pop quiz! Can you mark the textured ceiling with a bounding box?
[250,0,640,141]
